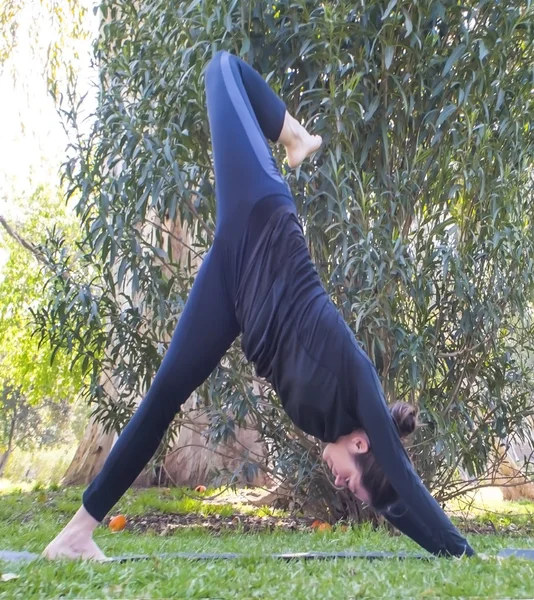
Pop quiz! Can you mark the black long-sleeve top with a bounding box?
[235,203,475,557]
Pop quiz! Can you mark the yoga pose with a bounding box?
[43,51,474,560]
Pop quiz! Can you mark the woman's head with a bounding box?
[322,402,417,510]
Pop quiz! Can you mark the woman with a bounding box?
[43,51,474,560]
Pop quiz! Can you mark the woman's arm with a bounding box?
[382,501,474,556]
[353,347,475,557]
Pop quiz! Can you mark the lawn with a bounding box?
[1,484,534,599]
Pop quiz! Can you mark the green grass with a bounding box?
[448,496,534,535]
[1,485,534,599]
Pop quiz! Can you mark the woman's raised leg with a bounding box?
[204,50,321,235]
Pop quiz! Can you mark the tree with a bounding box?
[0,185,86,474]
[33,0,534,519]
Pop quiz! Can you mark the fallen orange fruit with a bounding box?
[195,485,207,493]
[109,515,127,532]
[317,523,332,532]
[311,520,322,529]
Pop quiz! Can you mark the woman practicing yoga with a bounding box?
[44,51,474,560]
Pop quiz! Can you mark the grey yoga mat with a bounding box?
[1,549,534,563]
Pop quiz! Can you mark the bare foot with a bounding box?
[279,112,322,169]
[42,504,107,561]
[42,530,107,561]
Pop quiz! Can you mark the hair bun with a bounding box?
[390,402,417,438]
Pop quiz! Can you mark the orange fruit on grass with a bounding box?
[311,520,322,529]
[317,522,332,532]
[195,485,207,493]
[109,515,127,532]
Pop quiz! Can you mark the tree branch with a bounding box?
[0,213,72,282]
[0,214,48,266]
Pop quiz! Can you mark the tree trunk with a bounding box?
[0,448,13,477]
[0,409,17,477]
[62,415,116,485]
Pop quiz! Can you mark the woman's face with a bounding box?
[322,431,372,505]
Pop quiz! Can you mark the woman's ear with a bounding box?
[348,430,370,454]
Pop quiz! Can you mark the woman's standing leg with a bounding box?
[42,245,240,559]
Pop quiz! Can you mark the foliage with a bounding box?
[0,185,87,469]
[33,0,534,518]
[0,187,85,402]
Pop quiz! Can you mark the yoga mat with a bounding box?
[0,550,427,563]
[496,548,534,560]
[1,549,533,562]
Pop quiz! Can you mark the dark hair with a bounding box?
[355,402,418,510]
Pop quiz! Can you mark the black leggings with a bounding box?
[83,51,294,521]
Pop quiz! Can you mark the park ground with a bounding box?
[1,481,534,599]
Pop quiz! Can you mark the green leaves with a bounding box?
[443,44,467,77]
[478,40,489,62]
[402,8,413,38]
[382,0,398,21]
[436,104,457,129]
[364,96,380,122]
[384,45,394,70]
[0,186,85,460]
